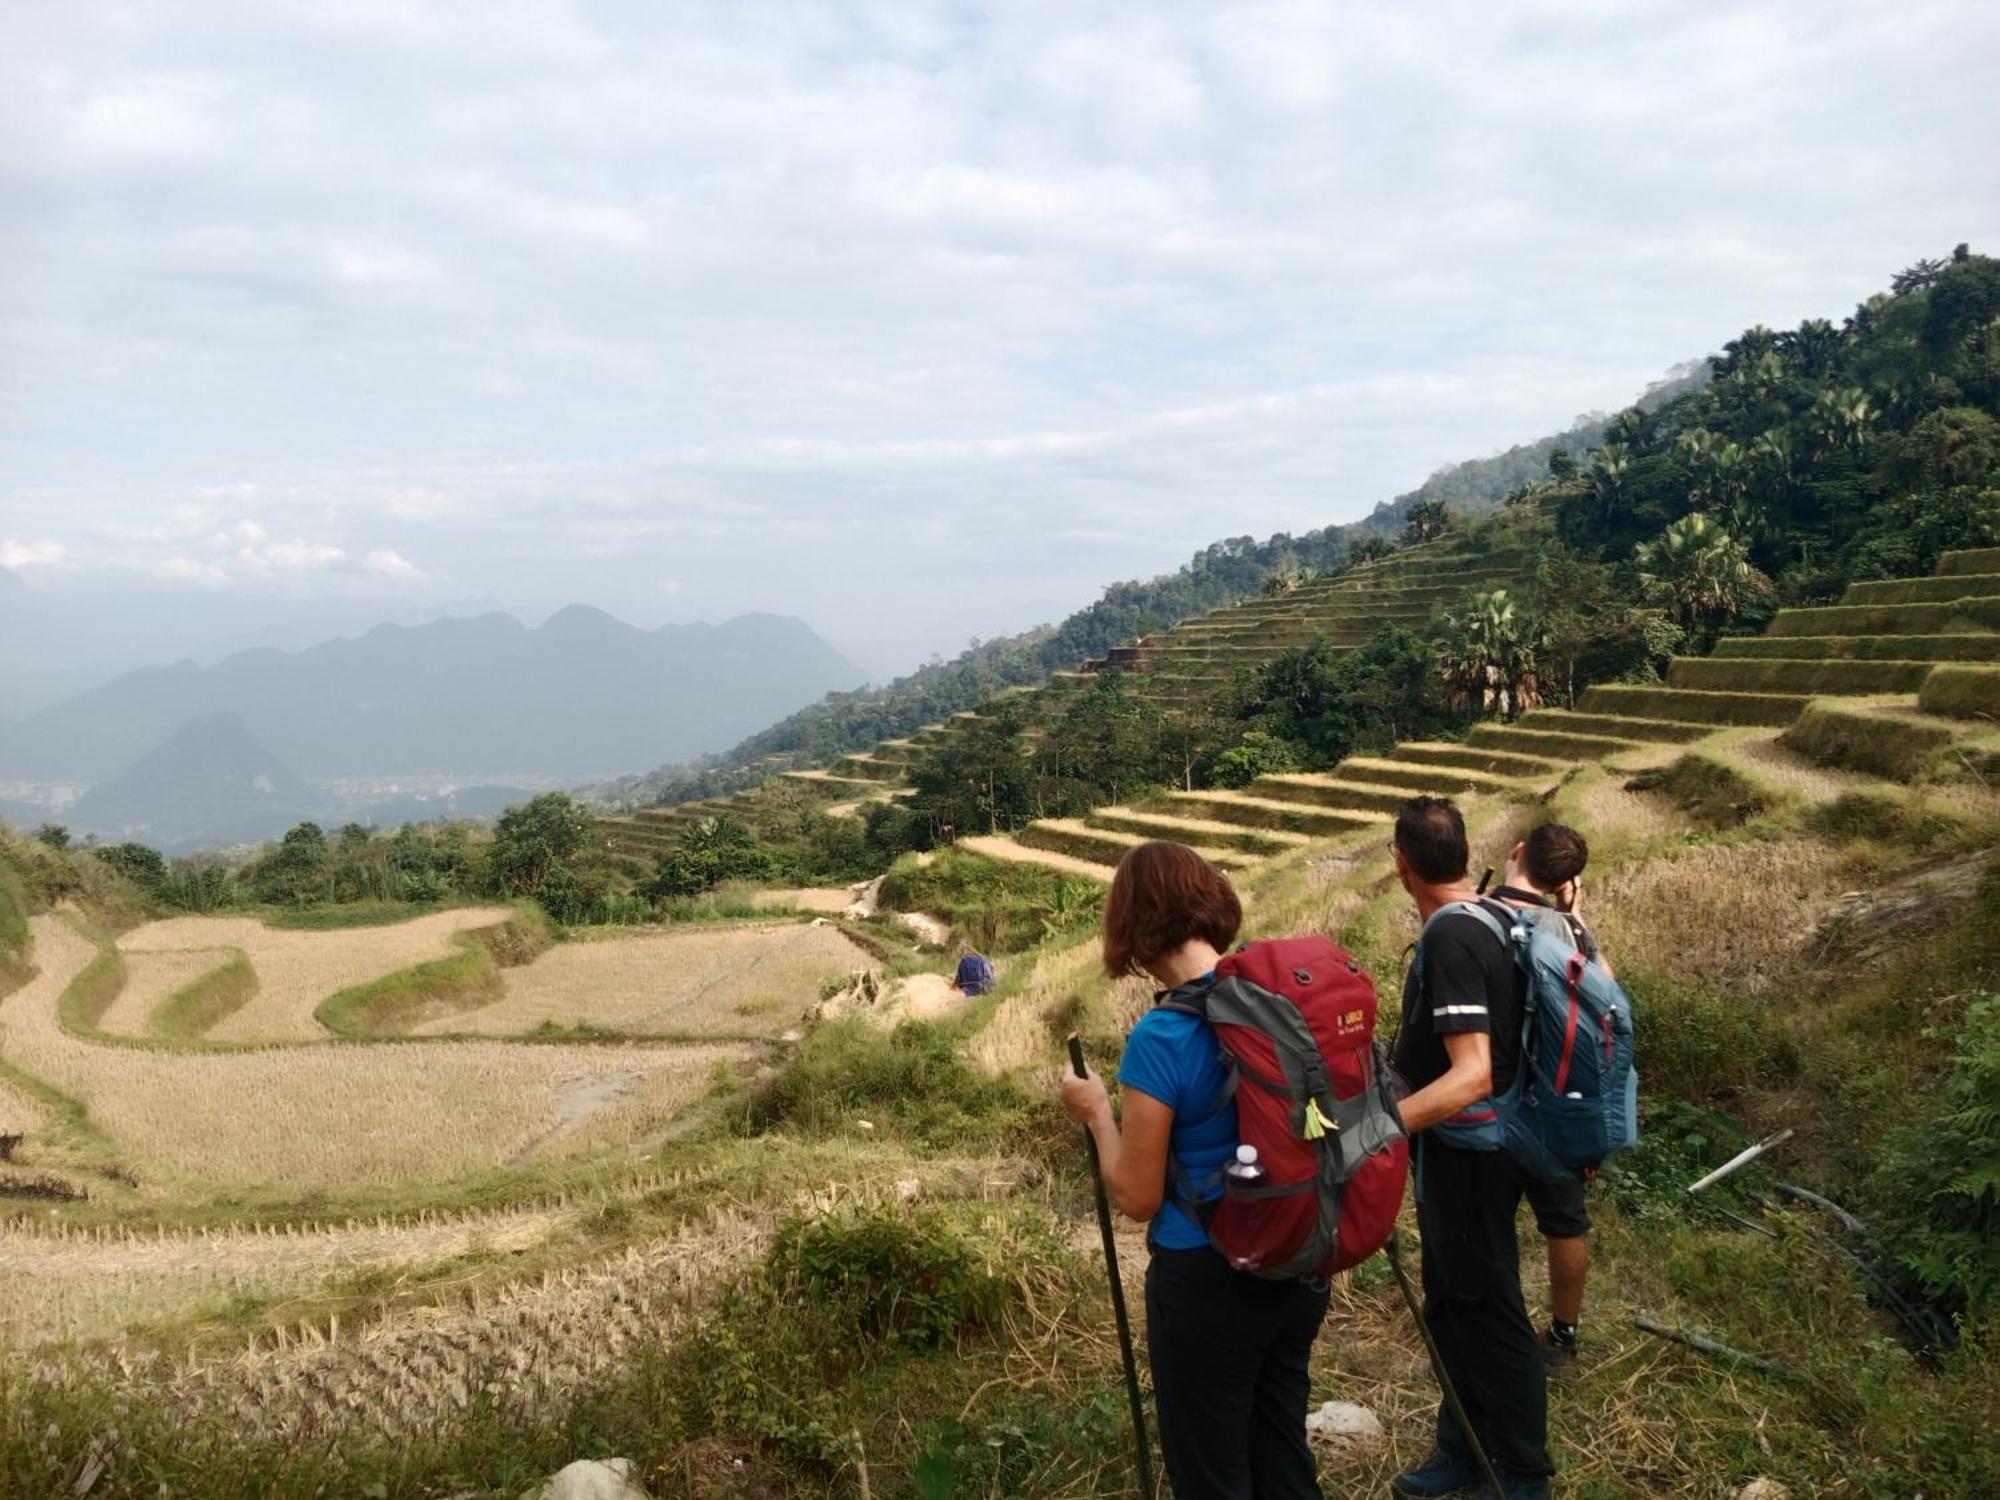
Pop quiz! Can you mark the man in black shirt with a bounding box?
[1388,796,1553,1500]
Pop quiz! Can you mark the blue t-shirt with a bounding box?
[1117,988,1239,1250]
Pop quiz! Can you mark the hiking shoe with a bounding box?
[1541,1323,1579,1379]
[1391,1449,1482,1497]
[1487,1470,1552,1500]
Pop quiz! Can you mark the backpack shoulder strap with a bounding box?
[1423,898,1512,949]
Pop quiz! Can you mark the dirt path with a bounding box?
[509,1071,641,1164]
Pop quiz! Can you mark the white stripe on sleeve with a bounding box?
[1434,1004,1489,1016]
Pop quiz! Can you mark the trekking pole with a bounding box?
[1385,1228,1504,1500]
[1067,1035,1155,1500]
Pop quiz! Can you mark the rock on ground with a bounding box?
[520,1457,650,1500]
[1736,1483,1791,1500]
[1304,1399,1384,1442]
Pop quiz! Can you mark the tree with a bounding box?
[645,815,774,899]
[252,821,331,904]
[94,841,168,891]
[1348,534,1396,565]
[489,793,596,899]
[34,823,69,851]
[1238,626,1454,766]
[1527,552,1681,708]
[1209,731,1301,789]
[1438,589,1542,716]
[1634,514,1772,636]
[909,703,1032,839]
[1404,499,1452,545]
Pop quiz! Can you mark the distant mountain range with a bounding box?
[0,606,867,785]
[64,712,321,852]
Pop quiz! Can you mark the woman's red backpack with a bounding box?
[1159,936,1408,1279]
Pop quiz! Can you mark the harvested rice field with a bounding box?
[95,946,237,1037]
[1,917,748,1193]
[115,907,512,1043]
[0,1203,559,1348]
[410,921,875,1039]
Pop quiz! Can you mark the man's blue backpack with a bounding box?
[1420,898,1638,1181]
[954,953,995,997]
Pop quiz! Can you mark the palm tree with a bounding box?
[1715,325,1779,377]
[1348,535,1396,565]
[1586,443,1632,529]
[1403,499,1452,545]
[1809,386,1875,453]
[1779,318,1844,379]
[1438,589,1542,717]
[1678,428,1748,515]
[1634,515,1772,633]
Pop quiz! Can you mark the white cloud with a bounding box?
[1,1,1996,676]
[364,548,423,581]
[0,538,66,570]
[150,555,228,586]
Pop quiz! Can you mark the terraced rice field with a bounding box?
[114,907,512,1043]
[410,921,874,1038]
[0,1204,560,1348]
[2,917,747,1193]
[93,946,237,1037]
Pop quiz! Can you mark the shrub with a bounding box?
[748,1017,1044,1153]
[879,849,1101,954]
[1208,730,1302,789]
[1918,664,2000,722]
[1629,971,1797,1100]
[1866,994,2000,1333]
[763,1208,1011,1350]
[1780,703,1956,780]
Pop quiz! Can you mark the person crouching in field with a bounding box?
[1056,841,1331,1500]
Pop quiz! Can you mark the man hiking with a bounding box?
[1492,823,1610,1375]
[1387,796,1554,1500]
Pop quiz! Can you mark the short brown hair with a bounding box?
[1102,841,1242,979]
[1521,823,1589,889]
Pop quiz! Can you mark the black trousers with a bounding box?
[1145,1244,1331,1500]
[1415,1138,1553,1477]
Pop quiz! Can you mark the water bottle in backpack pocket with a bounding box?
[1209,1145,1293,1272]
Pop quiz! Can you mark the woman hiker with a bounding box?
[1056,840,1331,1500]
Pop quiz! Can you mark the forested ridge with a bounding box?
[593,372,1702,809]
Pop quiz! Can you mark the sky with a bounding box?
[3,0,1998,689]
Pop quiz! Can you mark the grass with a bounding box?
[54,939,127,1038]
[1639,752,1772,828]
[877,848,1102,955]
[1578,684,1809,727]
[1763,598,2000,636]
[1714,633,2000,662]
[1667,655,1938,694]
[1778,701,1959,780]
[1842,573,2000,605]
[148,949,258,1040]
[314,905,549,1037]
[1917,663,2000,721]
[258,901,459,931]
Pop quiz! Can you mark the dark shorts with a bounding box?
[1522,1171,1591,1238]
